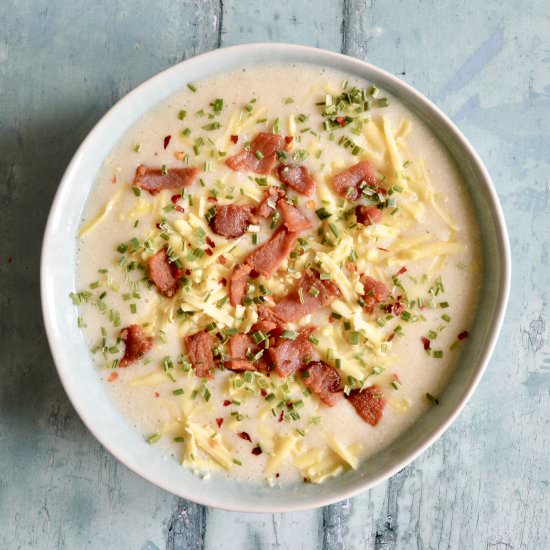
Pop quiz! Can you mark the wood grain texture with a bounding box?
[1,0,548,549]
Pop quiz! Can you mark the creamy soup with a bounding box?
[73,63,481,485]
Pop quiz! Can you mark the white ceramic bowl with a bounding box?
[41,43,511,512]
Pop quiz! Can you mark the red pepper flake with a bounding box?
[107,372,118,382]
[205,248,214,256]
[387,332,396,342]
[260,389,267,397]
[396,266,407,275]
[421,337,431,350]
[335,116,347,126]
[156,223,162,230]
[154,391,160,398]
[275,473,280,478]
[219,277,227,286]
[377,247,389,252]
[184,268,192,276]
[216,418,224,428]
[7,257,13,264]
[218,255,227,266]
[174,205,185,213]
[278,410,285,423]
[393,373,401,384]
[163,135,172,149]
[206,236,216,248]
[238,431,252,442]
[251,446,262,456]
[111,175,117,184]
[230,135,239,144]
[170,194,181,204]
[284,135,294,145]
[223,399,231,407]
[207,196,218,203]
[345,261,357,273]
[303,477,311,483]
[458,331,469,340]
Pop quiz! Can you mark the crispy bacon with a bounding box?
[119,325,153,368]
[275,164,316,195]
[184,330,216,378]
[277,199,312,233]
[134,164,198,195]
[301,360,343,406]
[227,334,257,371]
[228,263,252,307]
[253,305,285,335]
[209,204,253,238]
[346,385,386,426]
[331,161,378,201]
[245,226,298,279]
[269,328,317,378]
[255,186,286,218]
[148,248,181,298]
[225,132,287,175]
[361,275,391,314]
[355,205,383,226]
[273,269,340,322]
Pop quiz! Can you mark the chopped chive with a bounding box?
[133,144,141,152]
[439,301,450,309]
[147,433,161,444]
[391,380,401,390]
[187,83,197,93]
[132,186,141,196]
[280,330,298,340]
[161,164,167,176]
[172,388,184,396]
[130,303,137,314]
[315,207,332,220]
[177,110,187,120]
[376,97,389,108]
[173,436,185,442]
[298,287,305,304]
[349,332,360,345]
[320,273,332,280]
[202,121,221,131]
[254,150,264,160]
[309,287,320,298]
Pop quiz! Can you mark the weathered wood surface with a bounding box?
[1,1,548,548]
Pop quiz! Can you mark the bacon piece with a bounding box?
[253,305,285,335]
[273,269,340,322]
[245,226,298,279]
[346,385,386,426]
[331,161,378,201]
[134,164,198,195]
[184,330,216,378]
[275,164,316,195]
[228,263,252,307]
[355,205,383,226]
[210,204,253,238]
[148,248,181,297]
[277,199,312,233]
[269,329,317,378]
[227,334,257,371]
[225,132,287,175]
[119,325,153,368]
[301,361,343,406]
[361,275,391,314]
[255,186,286,218]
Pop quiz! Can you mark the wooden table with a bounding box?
[1,1,548,548]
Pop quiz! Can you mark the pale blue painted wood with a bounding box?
[1,1,548,549]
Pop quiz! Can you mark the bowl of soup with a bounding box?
[41,43,510,512]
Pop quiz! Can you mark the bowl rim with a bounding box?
[40,42,511,512]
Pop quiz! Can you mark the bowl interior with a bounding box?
[41,44,510,512]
